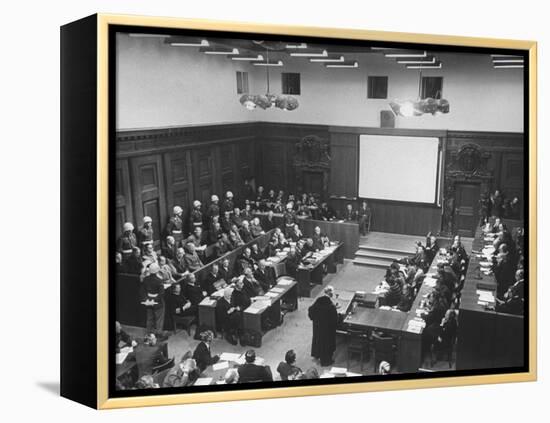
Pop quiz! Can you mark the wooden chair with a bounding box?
[372,331,396,371]
[346,329,370,372]
[152,357,175,374]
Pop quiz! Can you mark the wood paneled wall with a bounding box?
[115,122,524,239]
[115,123,257,239]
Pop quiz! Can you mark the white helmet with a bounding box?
[123,222,134,232]
[211,194,219,202]
[286,202,293,209]
[173,206,183,215]
[226,191,233,198]
[193,200,201,208]
[143,216,152,224]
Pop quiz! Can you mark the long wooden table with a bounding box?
[456,224,524,370]
[255,213,359,259]
[296,242,344,297]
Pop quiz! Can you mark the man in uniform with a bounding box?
[117,222,138,260]
[221,191,235,215]
[206,195,220,228]
[140,263,166,336]
[283,203,297,238]
[189,200,203,231]
[166,206,185,247]
[255,186,266,212]
[138,216,154,247]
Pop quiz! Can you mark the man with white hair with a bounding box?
[221,191,235,214]
[140,262,166,336]
[166,206,184,246]
[161,235,177,261]
[117,222,137,259]
[190,200,203,230]
[239,220,253,243]
[308,286,338,366]
[138,216,154,247]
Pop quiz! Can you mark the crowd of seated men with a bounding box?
[116,321,326,391]
[115,183,337,344]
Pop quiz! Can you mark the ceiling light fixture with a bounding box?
[290,49,328,57]
[286,43,308,49]
[309,56,345,63]
[169,39,210,47]
[406,63,442,69]
[253,60,283,66]
[231,54,264,61]
[397,57,437,64]
[385,50,427,58]
[325,61,358,68]
[493,65,524,69]
[203,47,239,55]
[389,68,449,117]
[239,43,298,111]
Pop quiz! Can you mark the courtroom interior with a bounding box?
[113,31,526,391]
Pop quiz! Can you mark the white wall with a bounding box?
[116,33,255,129]
[117,34,524,132]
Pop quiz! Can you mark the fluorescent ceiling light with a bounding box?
[290,49,328,57]
[170,39,210,47]
[204,48,239,55]
[385,51,427,58]
[286,43,307,49]
[231,55,264,61]
[397,57,436,64]
[253,60,283,66]
[406,63,442,69]
[129,33,168,38]
[492,59,524,63]
[326,61,358,68]
[493,65,524,69]
[309,56,344,63]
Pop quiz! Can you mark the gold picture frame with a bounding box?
[61,13,537,409]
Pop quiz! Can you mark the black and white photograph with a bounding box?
[111,28,528,395]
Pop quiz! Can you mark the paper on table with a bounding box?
[320,373,336,378]
[194,377,213,386]
[271,287,285,293]
[116,352,128,364]
[346,372,362,377]
[265,292,278,298]
[219,352,241,362]
[278,279,293,286]
[330,367,347,374]
[212,361,229,371]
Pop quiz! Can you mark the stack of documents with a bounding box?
[329,367,347,376]
[194,377,212,386]
[278,278,294,286]
[406,318,426,333]
[219,352,241,362]
[477,289,495,305]
[212,361,229,371]
[424,277,437,287]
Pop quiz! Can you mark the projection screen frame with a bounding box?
[355,130,446,208]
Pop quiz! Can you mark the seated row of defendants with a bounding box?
[133,219,331,345]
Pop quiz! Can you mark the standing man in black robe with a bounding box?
[308,285,338,366]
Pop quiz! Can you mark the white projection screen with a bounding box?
[358,135,441,204]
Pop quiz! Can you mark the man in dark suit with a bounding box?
[207,221,224,245]
[239,220,254,243]
[237,350,273,383]
[311,226,328,251]
[242,268,264,297]
[216,287,240,345]
[220,210,233,233]
[192,330,219,373]
[219,257,233,282]
[201,263,226,295]
[134,333,170,377]
[182,273,205,317]
[263,210,278,232]
[493,244,516,298]
[161,235,178,262]
[254,260,274,293]
[319,202,336,221]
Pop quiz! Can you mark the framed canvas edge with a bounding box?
[95,13,538,409]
